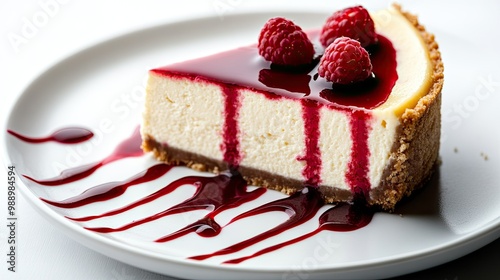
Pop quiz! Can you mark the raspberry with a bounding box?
[320,6,377,48]
[258,17,315,66]
[318,37,372,84]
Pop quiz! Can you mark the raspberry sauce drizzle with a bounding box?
[68,172,212,222]
[154,172,266,241]
[41,164,173,208]
[258,68,312,95]
[14,125,376,264]
[224,202,373,264]
[7,127,94,144]
[22,126,143,186]
[85,171,266,234]
[189,187,324,261]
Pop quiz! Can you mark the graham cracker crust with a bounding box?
[141,4,444,211]
[142,136,354,202]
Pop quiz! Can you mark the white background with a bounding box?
[1,0,499,279]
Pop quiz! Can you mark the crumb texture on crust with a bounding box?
[142,135,353,201]
[369,4,444,210]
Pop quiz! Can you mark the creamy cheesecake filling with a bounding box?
[141,6,434,199]
[239,91,306,182]
[142,77,225,161]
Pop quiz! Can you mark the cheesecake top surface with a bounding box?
[152,6,433,117]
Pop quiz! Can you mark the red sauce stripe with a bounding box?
[346,110,372,197]
[299,99,322,186]
[221,86,242,168]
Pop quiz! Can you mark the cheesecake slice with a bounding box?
[141,5,444,210]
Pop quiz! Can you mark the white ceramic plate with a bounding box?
[3,11,500,280]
